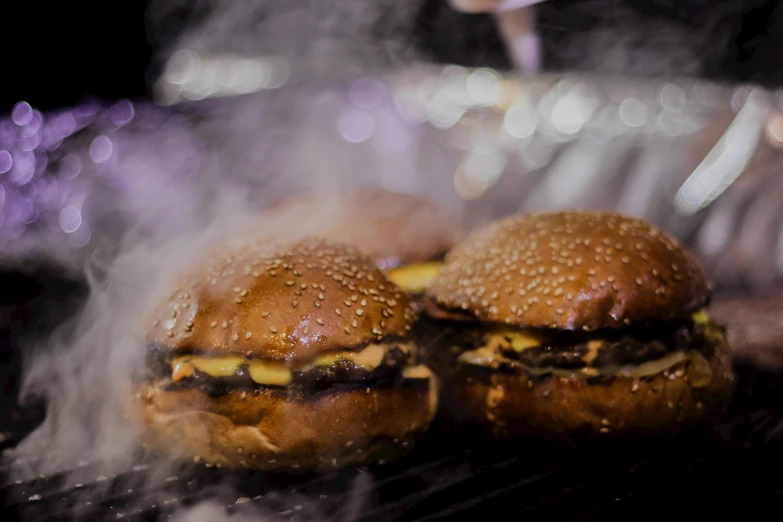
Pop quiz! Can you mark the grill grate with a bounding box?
[2,362,783,521]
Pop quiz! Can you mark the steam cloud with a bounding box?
[4,1,751,521]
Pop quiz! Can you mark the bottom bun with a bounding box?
[130,376,438,471]
[442,347,734,442]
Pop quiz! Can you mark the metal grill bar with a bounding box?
[1,362,781,522]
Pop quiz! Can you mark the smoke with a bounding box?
[541,0,744,80]
[169,472,371,522]
[6,177,395,519]
[4,74,464,522]
[3,0,768,520]
[145,0,420,83]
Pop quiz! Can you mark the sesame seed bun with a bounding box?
[442,344,733,442]
[147,238,417,362]
[255,188,464,269]
[427,212,711,331]
[423,211,733,441]
[131,372,438,471]
[135,237,439,470]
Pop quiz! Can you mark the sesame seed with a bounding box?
[222,321,228,329]
[262,312,270,318]
[316,318,324,325]
[269,326,278,333]
[335,308,341,316]
[245,332,252,339]
[210,321,217,328]
[356,309,364,316]
[352,319,358,328]
[233,287,241,293]
[240,290,248,297]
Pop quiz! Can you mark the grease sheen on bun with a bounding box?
[443,345,733,441]
[134,375,437,470]
[133,237,438,471]
[147,238,418,362]
[424,211,733,441]
[427,211,711,330]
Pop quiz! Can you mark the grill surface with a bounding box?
[1,362,782,522]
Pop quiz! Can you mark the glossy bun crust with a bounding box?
[131,376,438,471]
[146,238,417,363]
[442,347,733,442]
[427,212,711,331]
[257,188,464,268]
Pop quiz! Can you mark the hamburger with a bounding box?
[131,237,438,471]
[422,211,734,440]
[254,188,465,294]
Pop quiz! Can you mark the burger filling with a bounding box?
[142,339,429,396]
[387,261,443,295]
[446,309,726,387]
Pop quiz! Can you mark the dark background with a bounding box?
[0,0,783,112]
[1,0,783,112]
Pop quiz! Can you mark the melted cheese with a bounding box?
[691,309,709,325]
[479,308,721,359]
[583,340,604,365]
[458,345,712,386]
[484,330,547,353]
[170,342,413,386]
[308,342,414,370]
[457,345,502,366]
[402,364,434,380]
[456,308,720,385]
[386,262,443,294]
[691,308,726,342]
[401,365,439,419]
[247,362,292,387]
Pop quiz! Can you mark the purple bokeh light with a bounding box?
[59,154,82,179]
[109,100,135,126]
[0,150,12,174]
[89,136,113,163]
[10,151,36,186]
[59,205,82,233]
[11,102,34,126]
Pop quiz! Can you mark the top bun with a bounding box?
[147,238,417,363]
[255,188,464,269]
[426,212,711,331]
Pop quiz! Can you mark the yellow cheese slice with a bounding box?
[386,262,443,294]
